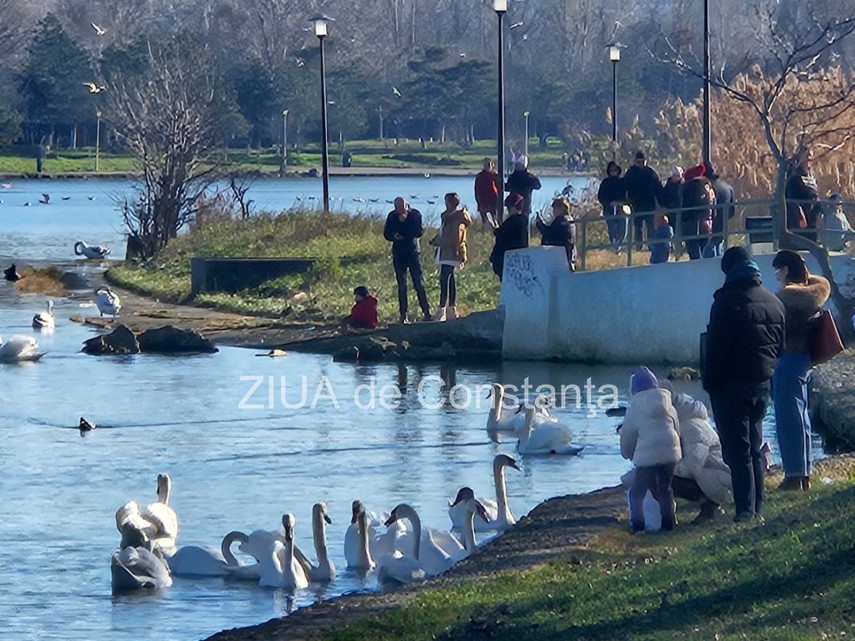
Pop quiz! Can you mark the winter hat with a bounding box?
[514,155,528,169]
[673,393,708,420]
[684,163,706,181]
[720,245,752,274]
[630,366,659,395]
[671,166,684,179]
[635,150,646,160]
[504,192,524,209]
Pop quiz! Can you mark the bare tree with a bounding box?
[105,39,237,259]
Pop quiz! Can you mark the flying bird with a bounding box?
[509,21,524,29]
[392,86,402,97]
[83,82,106,93]
[91,22,107,36]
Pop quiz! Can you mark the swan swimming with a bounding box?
[347,505,375,571]
[517,406,583,456]
[93,287,121,318]
[383,503,467,577]
[111,524,173,592]
[257,513,309,590]
[32,300,55,330]
[448,454,520,532]
[74,240,110,259]
[0,335,42,362]
[78,417,96,437]
[166,531,254,577]
[116,473,179,555]
[293,502,335,582]
[344,500,409,567]
[486,383,553,433]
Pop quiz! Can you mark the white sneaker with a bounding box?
[433,307,447,322]
[447,306,458,320]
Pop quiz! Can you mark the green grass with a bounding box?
[107,208,501,321]
[320,471,855,641]
[0,150,137,174]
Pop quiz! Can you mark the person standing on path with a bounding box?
[489,193,529,281]
[536,197,577,271]
[504,155,541,216]
[704,164,735,258]
[771,250,830,492]
[383,197,432,324]
[785,149,821,243]
[702,246,785,523]
[597,160,627,249]
[430,192,472,321]
[622,150,662,250]
[474,158,499,231]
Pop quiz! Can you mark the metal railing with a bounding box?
[572,197,854,271]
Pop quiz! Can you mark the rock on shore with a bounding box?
[82,324,218,355]
[811,350,855,450]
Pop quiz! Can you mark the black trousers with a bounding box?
[392,253,430,320]
[710,387,769,518]
[634,213,655,249]
[630,463,677,530]
[439,264,457,307]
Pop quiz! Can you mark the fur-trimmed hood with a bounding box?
[777,274,831,352]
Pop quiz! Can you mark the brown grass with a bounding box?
[12,266,67,296]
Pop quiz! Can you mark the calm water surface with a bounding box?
[0,176,816,641]
[0,174,594,262]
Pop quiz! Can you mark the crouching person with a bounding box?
[672,394,732,524]
[620,366,682,533]
[341,286,378,330]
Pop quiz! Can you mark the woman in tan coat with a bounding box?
[431,192,472,321]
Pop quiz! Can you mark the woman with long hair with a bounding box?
[431,192,472,321]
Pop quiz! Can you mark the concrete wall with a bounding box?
[501,247,854,364]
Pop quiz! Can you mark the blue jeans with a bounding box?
[773,351,813,477]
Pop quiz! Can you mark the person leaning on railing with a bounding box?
[597,160,627,249]
[536,197,577,271]
[785,149,821,243]
[704,164,735,258]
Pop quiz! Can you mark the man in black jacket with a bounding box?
[702,246,785,523]
[504,156,541,217]
[383,197,432,323]
[622,150,662,250]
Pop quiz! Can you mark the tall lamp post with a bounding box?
[280,109,289,178]
[523,110,530,158]
[494,0,507,224]
[607,43,621,143]
[312,15,333,213]
[95,110,102,173]
[702,0,711,166]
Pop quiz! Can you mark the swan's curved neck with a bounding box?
[518,412,534,445]
[357,511,374,567]
[313,509,329,566]
[494,460,510,517]
[157,476,171,505]
[487,386,505,426]
[221,531,248,566]
[399,505,421,560]
[462,504,477,551]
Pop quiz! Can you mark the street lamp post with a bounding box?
[280,109,288,178]
[523,110,530,158]
[495,0,507,224]
[312,15,333,213]
[607,43,621,143]
[95,110,102,172]
[378,104,384,141]
[702,0,711,166]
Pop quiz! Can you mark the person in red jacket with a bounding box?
[341,286,378,329]
[474,158,499,230]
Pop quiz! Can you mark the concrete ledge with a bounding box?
[190,257,318,295]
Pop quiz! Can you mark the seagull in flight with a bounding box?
[91,22,107,36]
[392,86,403,97]
[83,82,106,94]
[509,21,524,29]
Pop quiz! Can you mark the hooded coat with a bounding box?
[620,388,681,467]
[672,395,732,505]
[776,275,831,353]
[435,208,473,264]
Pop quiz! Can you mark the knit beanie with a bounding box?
[720,246,752,274]
[630,366,659,395]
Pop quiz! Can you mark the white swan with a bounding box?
[344,500,409,566]
[293,502,335,582]
[0,335,42,362]
[448,454,520,532]
[383,503,465,577]
[257,513,309,590]
[165,531,252,577]
[111,524,173,592]
[32,300,55,330]
[458,497,489,555]
[347,505,375,571]
[486,383,553,433]
[116,473,178,554]
[94,287,121,318]
[74,240,110,259]
[517,406,583,456]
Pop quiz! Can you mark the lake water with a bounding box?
[0,176,817,641]
[0,174,595,263]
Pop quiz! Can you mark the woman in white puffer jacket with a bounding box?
[672,394,732,521]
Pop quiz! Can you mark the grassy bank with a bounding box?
[108,210,503,322]
[318,459,855,641]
